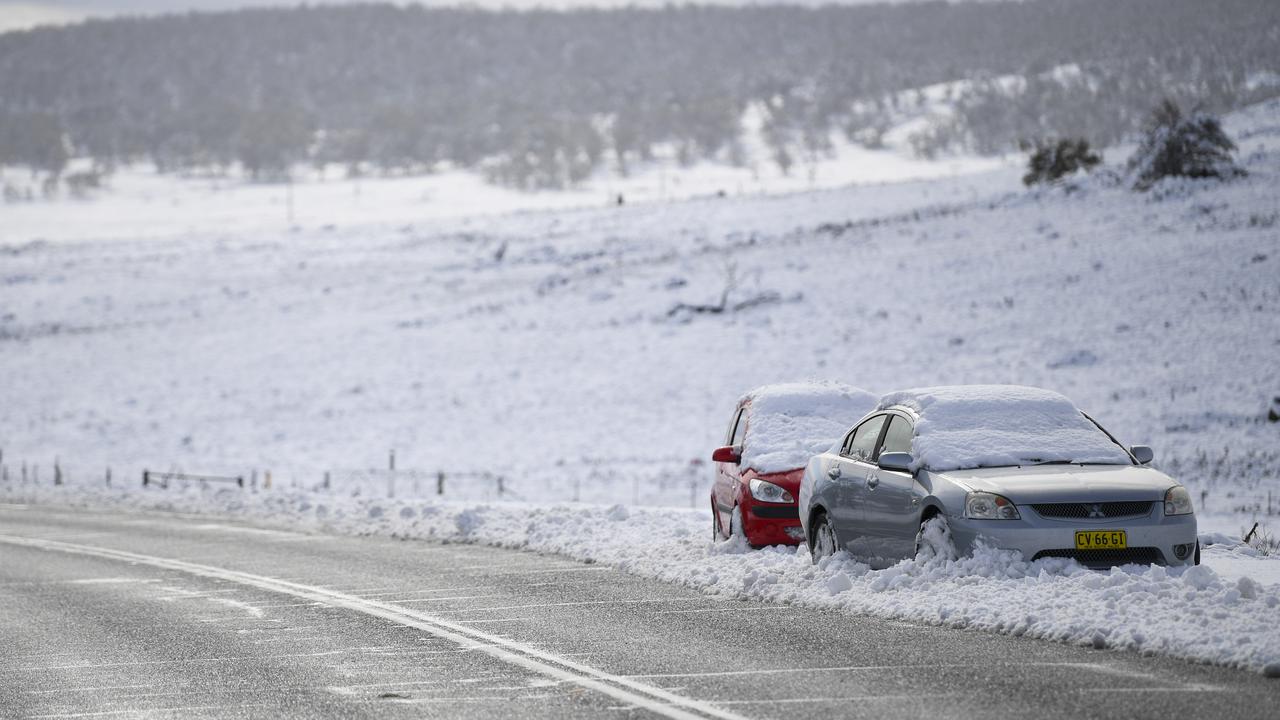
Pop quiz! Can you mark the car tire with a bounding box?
[810,511,838,564]
[914,514,957,563]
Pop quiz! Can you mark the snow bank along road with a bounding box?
[2,505,1277,719]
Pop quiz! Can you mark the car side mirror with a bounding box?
[1130,445,1154,465]
[878,451,913,472]
[711,445,741,464]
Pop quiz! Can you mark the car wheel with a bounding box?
[811,512,838,563]
[914,514,957,563]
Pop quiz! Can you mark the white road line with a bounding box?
[0,534,751,720]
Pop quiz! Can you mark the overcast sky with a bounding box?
[0,0,968,34]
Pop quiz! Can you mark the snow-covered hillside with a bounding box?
[0,99,1008,245]
[2,99,1278,673]
[4,100,1276,498]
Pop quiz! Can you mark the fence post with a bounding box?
[143,469,149,487]
[54,458,62,486]
[496,475,504,496]
[105,467,111,487]
[323,471,330,490]
[237,475,244,488]
[389,449,396,471]
[437,470,445,496]
[22,462,28,484]
[264,470,272,490]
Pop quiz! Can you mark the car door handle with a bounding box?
[827,465,842,480]
[866,475,880,489]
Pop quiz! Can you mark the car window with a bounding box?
[729,407,747,447]
[878,415,913,459]
[845,414,887,461]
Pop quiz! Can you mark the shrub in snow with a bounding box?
[1127,99,1245,191]
[1021,138,1101,186]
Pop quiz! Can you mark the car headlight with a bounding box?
[749,478,795,504]
[964,491,1020,520]
[1164,486,1194,516]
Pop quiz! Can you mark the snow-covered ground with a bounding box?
[0,93,1009,245]
[2,100,1278,673]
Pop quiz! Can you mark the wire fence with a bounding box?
[0,448,713,508]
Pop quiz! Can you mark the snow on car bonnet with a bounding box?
[877,385,1132,471]
[741,383,877,474]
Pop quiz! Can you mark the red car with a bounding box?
[711,383,877,546]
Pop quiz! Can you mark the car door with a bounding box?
[714,404,747,531]
[861,413,922,565]
[829,413,889,557]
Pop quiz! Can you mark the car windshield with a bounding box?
[875,385,1133,472]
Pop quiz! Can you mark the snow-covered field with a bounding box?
[0,98,1007,245]
[2,100,1278,674]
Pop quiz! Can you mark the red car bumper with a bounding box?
[738,493,805,546]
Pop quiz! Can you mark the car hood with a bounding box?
[935,464,1176,503]
[746,468,805,496]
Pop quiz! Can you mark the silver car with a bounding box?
[798,385,1199,569]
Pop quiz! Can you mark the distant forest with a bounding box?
[1,0,1277,189]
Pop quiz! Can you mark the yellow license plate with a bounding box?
[1075,530,1127,550]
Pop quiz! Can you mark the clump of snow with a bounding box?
[739,382,877,474]
[878,385,1133,471]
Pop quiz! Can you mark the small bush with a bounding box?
[1022,138,1102,186]
[1128,99,1244,191]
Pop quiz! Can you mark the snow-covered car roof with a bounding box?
[739,382,877,475]
[876,385,1133,472]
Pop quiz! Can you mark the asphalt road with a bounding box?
[0,504,1276,719]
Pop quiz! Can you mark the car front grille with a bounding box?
[751,506,800,519]
[1029,501,1154,519]
[1032,547,1165,566]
